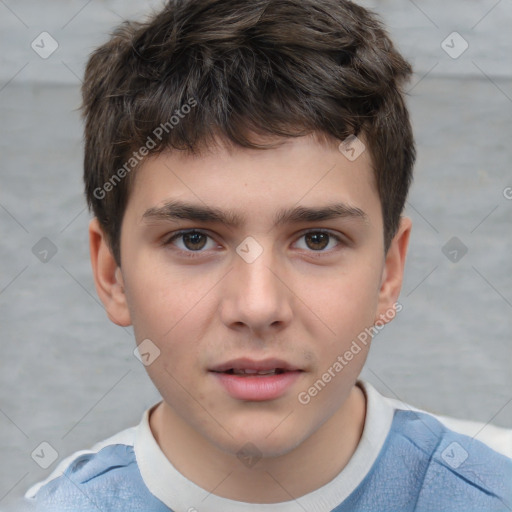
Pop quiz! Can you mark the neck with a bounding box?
[149,385,366,503]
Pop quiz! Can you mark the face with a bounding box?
[95,134,408,459]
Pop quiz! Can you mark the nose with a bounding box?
[219,244,293,336]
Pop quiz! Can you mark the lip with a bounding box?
[209,357,301,373]
[211,370,303,401]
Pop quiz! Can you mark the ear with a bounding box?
[89,218,132,327]
[374,216,412,324]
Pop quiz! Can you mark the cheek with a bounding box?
[299,262,381,345]
[130,299,207,406]
[124,254,213,340]
[297,270,377,409]
[124,269,216,381]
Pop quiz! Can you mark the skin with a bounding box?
[90,133,411,503]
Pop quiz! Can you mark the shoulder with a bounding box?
[24,426,169,511]
[356,381,512,511]
[386,408,512,510]
[381,387,512,459]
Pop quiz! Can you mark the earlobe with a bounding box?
[375,216,412,324]
[89,218,132,327]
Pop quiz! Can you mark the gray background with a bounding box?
[1,0,511,509]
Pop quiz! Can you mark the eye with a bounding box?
[164,229,345,256]
[165,230,218,253]
[294,230,343,252]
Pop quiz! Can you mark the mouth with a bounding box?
[209,358,304,401]
[209,357,302,373]
[212,368,295,376]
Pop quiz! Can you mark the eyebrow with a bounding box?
[142,200,369,228]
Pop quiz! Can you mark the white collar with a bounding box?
[134,381,395,512]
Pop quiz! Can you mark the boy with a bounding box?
[25,0,512,510]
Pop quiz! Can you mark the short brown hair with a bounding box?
[82,0,415,265]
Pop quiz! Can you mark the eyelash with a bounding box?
[163,229,345,259]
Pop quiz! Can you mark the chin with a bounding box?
[211,420,307,460]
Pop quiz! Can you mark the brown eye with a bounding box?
[294,230,343,252]
[305,232,330,251]
[166,230,216,253]
[182,232,208,251]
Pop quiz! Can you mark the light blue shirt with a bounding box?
[25,382,512,512]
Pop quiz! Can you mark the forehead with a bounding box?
[127,133,381,228]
